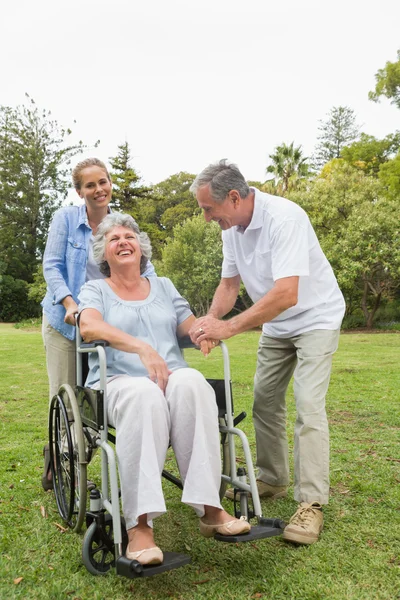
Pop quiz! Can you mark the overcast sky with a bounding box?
[1,0,399,190]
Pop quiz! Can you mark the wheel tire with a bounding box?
[49,384,87,533]
[82,514,128,576]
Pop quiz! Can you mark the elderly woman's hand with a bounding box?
[199,339,219,356]
[137,343,171,393]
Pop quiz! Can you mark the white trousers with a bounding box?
[105,368,222,530]
[253,329,340,505]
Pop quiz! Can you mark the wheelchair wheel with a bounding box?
[82,514,128,576]
[49,384,87,533]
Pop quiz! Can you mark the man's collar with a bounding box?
[236,188,262,234]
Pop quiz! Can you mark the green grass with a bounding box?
[0,325,399,600]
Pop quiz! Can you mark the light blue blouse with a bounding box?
[78,277,192,387]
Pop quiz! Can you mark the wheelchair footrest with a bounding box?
[116,552,191,578]
[214,519,286,543]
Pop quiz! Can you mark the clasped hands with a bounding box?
[188,316,229,353]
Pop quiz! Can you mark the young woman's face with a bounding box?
[77,166,112,211]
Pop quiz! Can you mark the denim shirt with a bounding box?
[41,204,156,340]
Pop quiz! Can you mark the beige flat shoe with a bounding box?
[126,546,163,565]
[199,516,251,538]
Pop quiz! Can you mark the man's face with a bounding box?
[196,184,238,230]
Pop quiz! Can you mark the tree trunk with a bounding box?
[361,280,382,328]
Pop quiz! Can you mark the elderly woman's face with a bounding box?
[104,226,142,272]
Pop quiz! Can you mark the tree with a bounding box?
[341,132,400,175]
[150,172,198,232]
[109,142,151,218]
[0,274,39,321]
[313,106,359,170]
[156,214,223,315]
[135,172,198,259]
[340,198,400,327]
[369,49,400,109]
[0,96,85,282]
[266,142,310,194]
[290,161,400,327]
[379,152,400,199]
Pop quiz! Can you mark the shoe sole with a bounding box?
[282,528,322,545]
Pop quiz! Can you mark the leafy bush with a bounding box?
[342,300,400,329]
[341,313,366,329]
[157,215,223,315]
[0,275,40,322]
[14,317,42,330]
[374,299,400,323]
[28,264,47,304]
[375,322,400,331]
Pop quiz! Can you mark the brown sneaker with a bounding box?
[225,480,287,501]
[283,502,323,545]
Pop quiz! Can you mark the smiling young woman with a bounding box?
[76,163,113,227]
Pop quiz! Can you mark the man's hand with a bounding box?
[189,316,231,346]
[137,343,171,393]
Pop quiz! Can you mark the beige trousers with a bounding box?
[42,313,76,401]
[253,329,340,505]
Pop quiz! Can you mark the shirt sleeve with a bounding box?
[78,281,105,317]
[271,219,310,280]
[43,208,73,305]
[163,278,193,325]
[221,232,240,278]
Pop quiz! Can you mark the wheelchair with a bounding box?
[48,327,285,579]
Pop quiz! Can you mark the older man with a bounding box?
[189,159,345,545]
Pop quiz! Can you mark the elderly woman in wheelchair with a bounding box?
[77,212,250,566]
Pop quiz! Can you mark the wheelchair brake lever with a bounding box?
[233,411,246,427]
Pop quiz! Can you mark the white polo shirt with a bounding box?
[221,188,345,338]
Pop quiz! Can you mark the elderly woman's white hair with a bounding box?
[93,213,152,276]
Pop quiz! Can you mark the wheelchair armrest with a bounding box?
[178,336,199,350]
[80,340,109,349]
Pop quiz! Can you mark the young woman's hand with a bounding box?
[62,297,79,326]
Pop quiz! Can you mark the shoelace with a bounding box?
[290,505,319,527]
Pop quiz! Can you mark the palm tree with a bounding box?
[266,142,310,193]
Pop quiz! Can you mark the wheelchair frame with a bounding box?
[48,328,285,578]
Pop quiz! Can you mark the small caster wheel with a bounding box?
[82,514,128,575]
